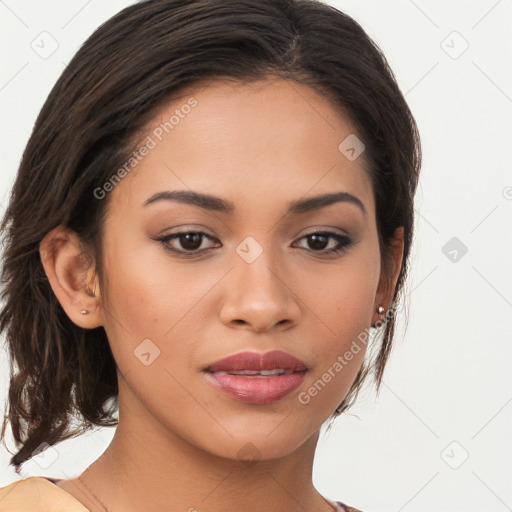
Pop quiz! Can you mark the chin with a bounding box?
[196,421,318,464]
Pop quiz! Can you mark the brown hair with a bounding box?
[0,0,420,472]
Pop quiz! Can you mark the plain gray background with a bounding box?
[1,1,511,511]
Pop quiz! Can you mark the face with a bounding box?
[93,78,394,461]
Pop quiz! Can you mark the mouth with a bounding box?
[202,350,308,404]
[212,369,297,377]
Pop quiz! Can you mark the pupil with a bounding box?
[309,234,327,250]
[181,233,202,250]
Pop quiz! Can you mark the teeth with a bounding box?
[215,369,291,376]
[259,369,287,376]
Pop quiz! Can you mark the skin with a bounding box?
[40,77,403,512]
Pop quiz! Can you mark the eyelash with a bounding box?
[153,230,353,257]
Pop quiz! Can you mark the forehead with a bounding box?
[109,77,374,216]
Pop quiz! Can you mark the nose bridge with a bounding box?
[219,235,299,330]
[235,235,288,299]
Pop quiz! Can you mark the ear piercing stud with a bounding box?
[80,309,89,315]
[371,305,386,329]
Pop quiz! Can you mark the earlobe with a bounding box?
[39,225,103,328]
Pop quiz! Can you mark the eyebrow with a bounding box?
[143,190,366,216]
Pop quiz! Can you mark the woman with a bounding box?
[0,0,420,510]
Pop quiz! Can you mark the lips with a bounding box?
[203,350,308,404]
[204,350,308,373]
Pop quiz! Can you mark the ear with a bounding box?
[39,225,103,329]
[373,226,404,325]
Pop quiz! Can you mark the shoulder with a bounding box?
[0,477,89,511]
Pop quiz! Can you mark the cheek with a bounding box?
[305,247,380,344]
[99,236,182,365]
[99,235,226,375]
[102,227,196,326]
[295,243,380,409]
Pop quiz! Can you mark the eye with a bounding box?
[153,229,352,257]
[293,231,353,255]
[154,231,220,254]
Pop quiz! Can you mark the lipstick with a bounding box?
[203,350,308,404]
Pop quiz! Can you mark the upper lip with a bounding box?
[204,350,308,372]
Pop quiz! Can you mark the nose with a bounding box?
[219,247,301,333]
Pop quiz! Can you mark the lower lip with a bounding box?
[203,371,307,404]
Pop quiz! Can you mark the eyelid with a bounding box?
[296,225,349,237]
